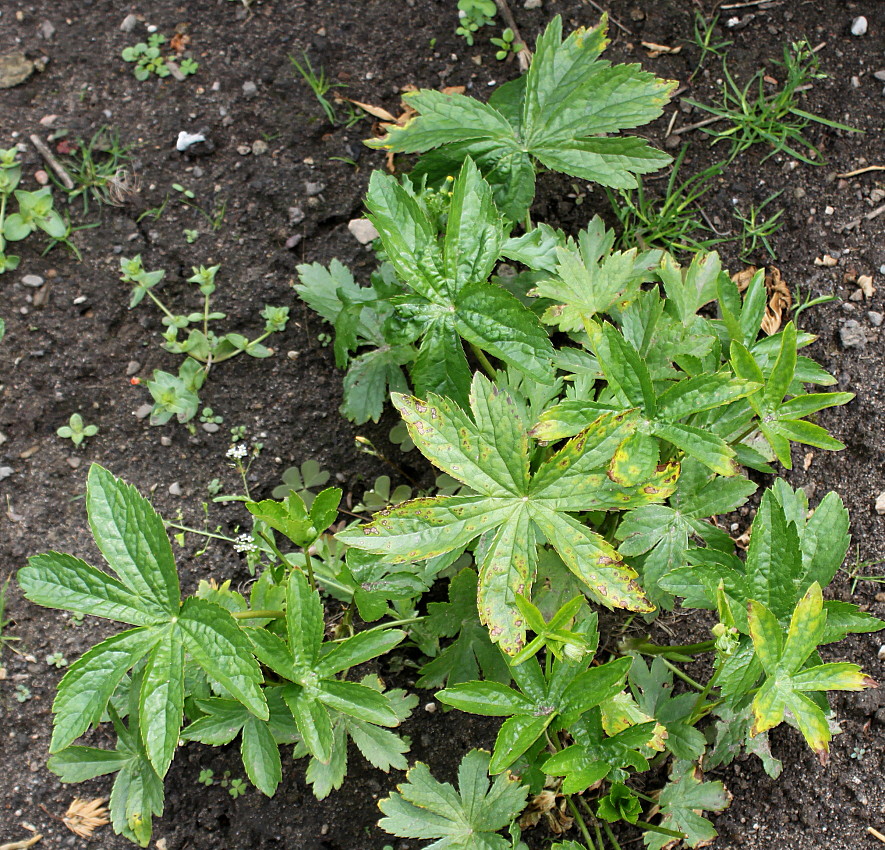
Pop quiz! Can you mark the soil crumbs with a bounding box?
[1,1,884,849]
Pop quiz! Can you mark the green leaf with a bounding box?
[340,374,671,653]
[319,679,400,726]
[139,631,184,776]
[454,281,554,383]
[368,16,673,221]
[411,318,473,409]
[417,568,513,689]
[748,584,875,762]
[49,628,159,753]
[19,552,167,625]
[644,765,729,850]
[86,465,180,614]
[47,746,129,782]
[378,749,529,849]
[241,714,283,796]
[178,598,268,720]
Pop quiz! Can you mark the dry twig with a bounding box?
[28,134,74,190]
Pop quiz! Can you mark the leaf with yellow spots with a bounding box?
[338,373,679,654]
[748,583,876,763]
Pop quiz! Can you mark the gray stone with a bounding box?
[839,320,867,349]
[874,71,885,82]
[347,218,380,244]
[168,482,182,496]
[524,0,543,7]
[305,181,325,197]
[66,456,81,469]
[242,80,257,98]
[120,13,138,32]
[21,274,44,288]
[126,360,141,376]
[288,206,305,225]
[201,422,220,433]
[0,466,13,480]
[251,139,268,155]
[135,403,153,420]
[868,311,884,327]
[38,20,55,40]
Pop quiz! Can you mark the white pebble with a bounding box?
[851,16,867,36]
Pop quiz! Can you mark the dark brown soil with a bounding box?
[1,1,883,848]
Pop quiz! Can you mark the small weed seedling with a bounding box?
[491,28,524,61]
[122,33,198,81]
[120,256,289,425]
[56,413,99,447]
[0,576,21,666]
[456,0,497,45]
[198,769,214,786]
[688,12,732,81]
[290,52,343,125]
[733,189,785,259]
[686,39,857,164]
[0,147,67,273]
[54,127,136,212]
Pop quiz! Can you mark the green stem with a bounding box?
[626,638,717,658]
[232,609,284,620]
[661,658,704,691]
[146,288,178,324]
[164,522,236,543]
[567,797,602,850]
[303,545,317,592]
[255,530,297,585]
[635,820,687,840]
[688,665,721,725]
[469,343,497,380]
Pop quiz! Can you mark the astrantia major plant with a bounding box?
[20,13,881,850]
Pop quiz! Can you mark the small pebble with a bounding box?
[0,467,13,481]
[168,482,182,496]
[287,350,300,360]
[160,436,172,447]
[120,13,137,32]
[868,311,883,327]
[242,80,257,98]
[34,169,48,185]
[38,20,55,40]
[126,360,141,376]
[347,218,380,244]
[874,71,885,82]
[876,492,885,515]
[878,645,885,661]
[236,144,251,155]
[305,181,325,197]
[424,702,437,713]
[288,206,305,225]
[21,274,44,288]
[66,456,81,470]
[851,16,867,37]
[839,320,866,349]
[523,0,543,7]
[135,403,153,420]
[73,295,87,305]
[201,422,220,433]
[251,139,268,155]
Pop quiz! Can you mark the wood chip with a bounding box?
[63,798,110,839]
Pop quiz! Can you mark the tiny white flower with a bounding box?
[226,443,248,459]
[233,533,257,554]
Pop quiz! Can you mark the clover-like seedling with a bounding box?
[56,413,99,447]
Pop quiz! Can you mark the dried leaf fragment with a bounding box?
[519,787,574,834]
[857,274,876,300]
[169,33,190,54]
[63,798,110,838]
[814,254,838,267]
[641,41,682,58]
[731,266,792,335]
[0,835,42,850]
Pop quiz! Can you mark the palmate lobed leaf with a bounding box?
[748,583,876,762]
[368,16,674,221]
[19,464,269,778]
[378,749,528,849]
[339,374,676,653]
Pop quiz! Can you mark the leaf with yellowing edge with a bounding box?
[748,583,876,763]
